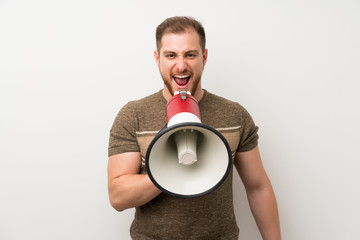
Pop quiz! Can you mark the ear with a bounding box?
[154,50,160,67]
[202,49,208,65]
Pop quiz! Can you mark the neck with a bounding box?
[193,88,204,101]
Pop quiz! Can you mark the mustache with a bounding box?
[171,69,191,75]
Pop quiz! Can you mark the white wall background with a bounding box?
[1,0,359,239]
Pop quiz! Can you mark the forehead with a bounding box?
[159,29,202,53]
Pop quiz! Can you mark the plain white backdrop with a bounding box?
[1,0,359,239]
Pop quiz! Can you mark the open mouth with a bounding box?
[173,74,191,87]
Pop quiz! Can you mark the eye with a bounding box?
[166,53,175,58]
[186,53,197,58]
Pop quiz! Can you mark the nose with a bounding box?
[175,57,187,72]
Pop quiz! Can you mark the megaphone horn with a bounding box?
[145,90,232,198]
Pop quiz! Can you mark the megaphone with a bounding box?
[145,90,232,198]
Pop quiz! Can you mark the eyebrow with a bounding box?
[162,50,200,55]
[185,50,200,54]
[162,50,175,55]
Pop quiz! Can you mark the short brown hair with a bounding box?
[156,16,206,53]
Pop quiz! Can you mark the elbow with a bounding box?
[108,187,130,212]
[108,181,130,212]
[109,196,127,212]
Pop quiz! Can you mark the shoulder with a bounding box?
[201,90,250,117]
[116,90,166,118]
[113,91,163,121]
[117,90,166,131]
[125,90,165,110]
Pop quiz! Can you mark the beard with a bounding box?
[160,72,201,97]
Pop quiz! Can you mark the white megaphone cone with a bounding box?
[145,90,232,198]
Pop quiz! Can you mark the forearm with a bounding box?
[247,186,281,240]
[109,174,162,211]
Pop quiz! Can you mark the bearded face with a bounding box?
[155,29,208,100]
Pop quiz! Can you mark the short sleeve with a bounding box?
[237,106,259,152]
[108,102,140,156]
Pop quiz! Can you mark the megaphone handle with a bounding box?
[173,129,198,166]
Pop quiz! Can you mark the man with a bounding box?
[108,16,281,239]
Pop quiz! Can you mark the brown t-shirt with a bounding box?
[108,90,259,239]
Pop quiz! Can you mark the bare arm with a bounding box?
[234,146,281,240]
[107,152,162,211]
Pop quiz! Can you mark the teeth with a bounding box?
[174,75,190,78]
